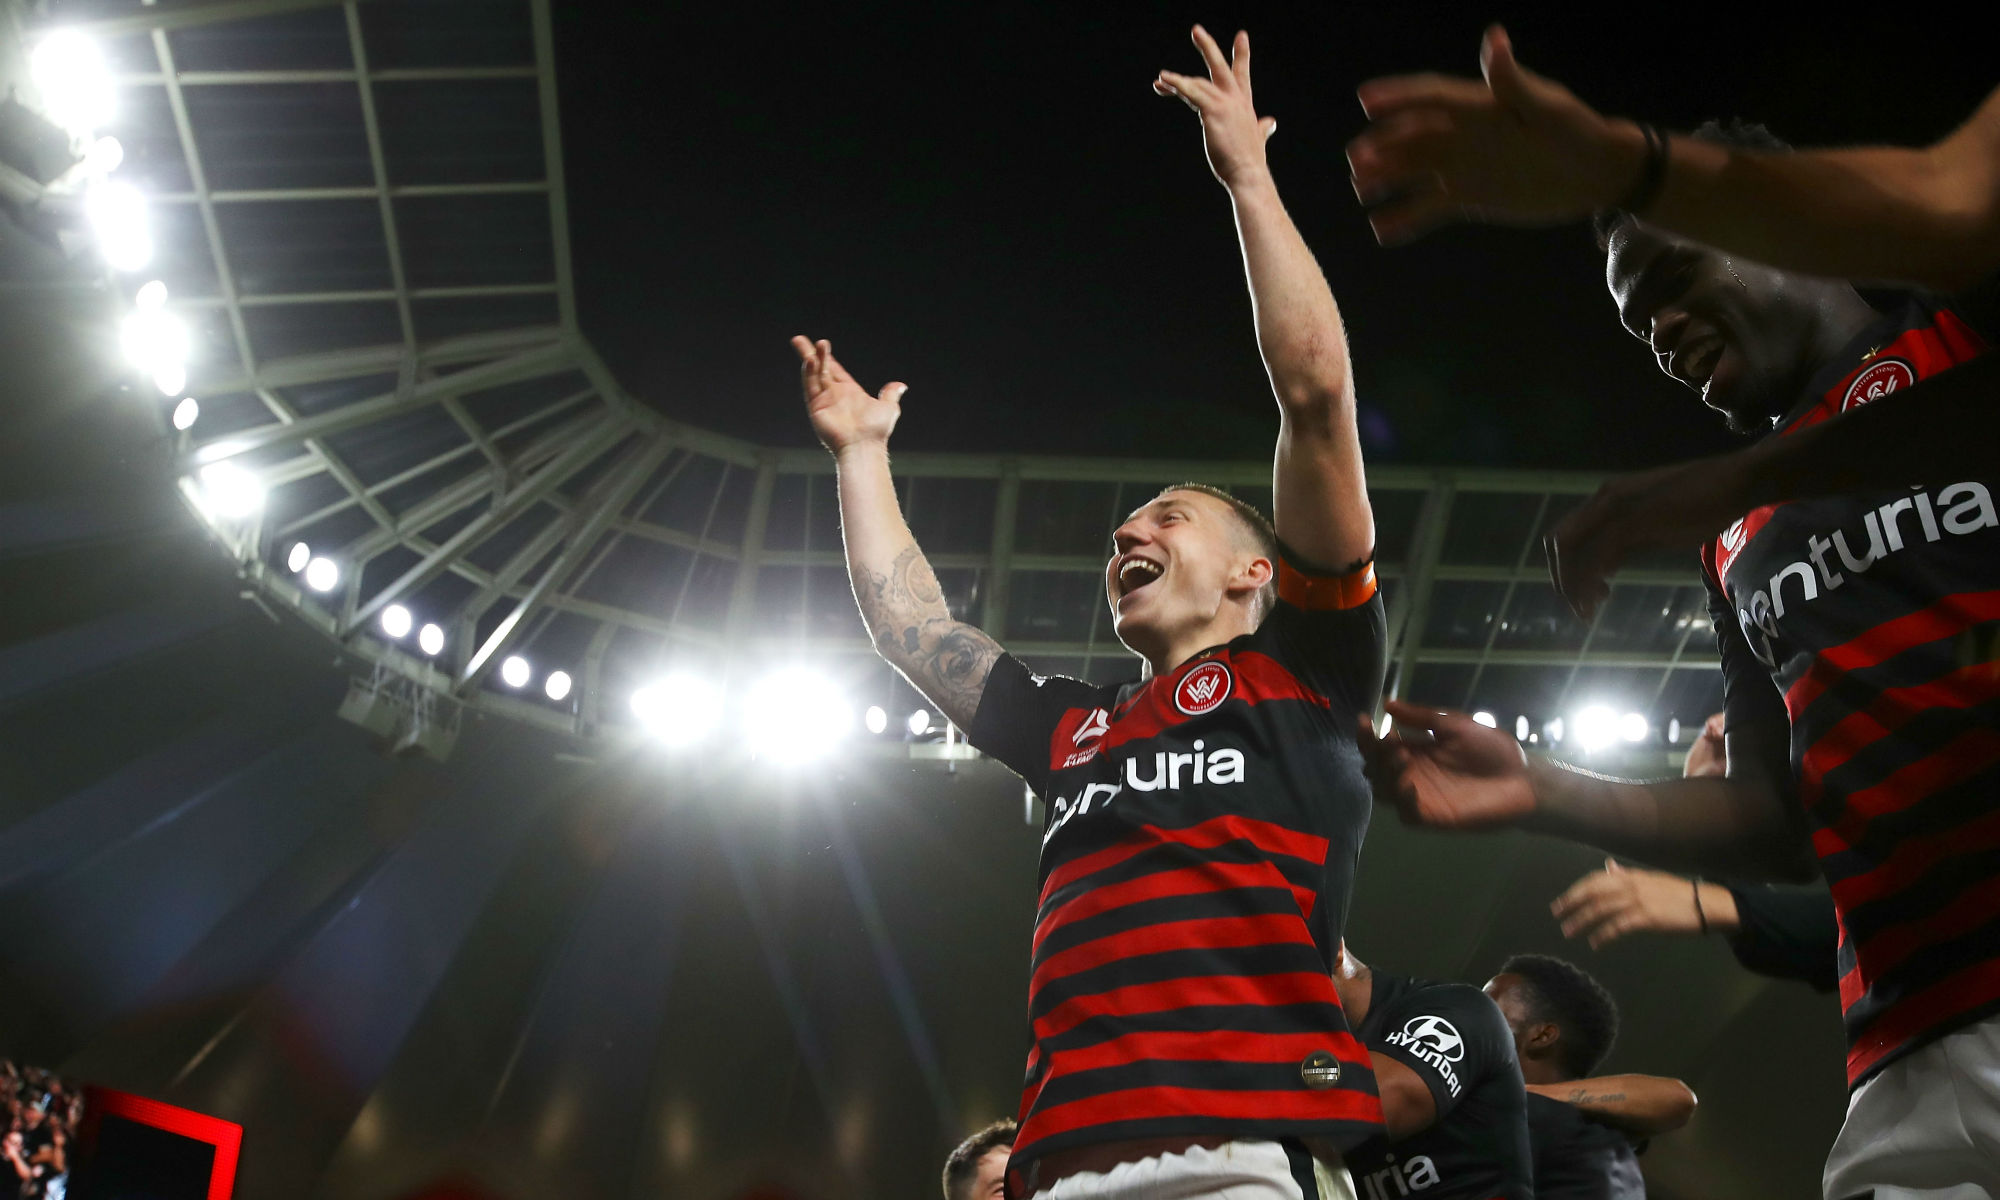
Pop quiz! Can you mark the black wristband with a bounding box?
[1692,876,1709,935]
[1618,122,1670,215]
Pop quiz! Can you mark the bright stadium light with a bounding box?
[1668,717,1683,744]
[864,705,888,735]
[287,542,311,573]
[544,671,574,701]
[135,280,168,310]
[907,709,932,737]
[1572,706,1619,753]
[380,604,412,639]
[196,461,263,519]
[499,655,531,689]
[82,135,123,176]
[632,673,724,748]
[171,397,199,430]
[31,31,115,137]
[119,309,187,375]
[1515,715,1531,742]
[417,623,445,657]
[1620,712,1650,743]
[86,181,152,272]
[154,363,187,397]
[304,556,340,593]
[1545,717,1564,745]
[745,668,852,764]
[1472,711,1497,729]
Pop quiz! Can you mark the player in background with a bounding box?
[941,1119,1015,1200]
[801,24,1387,1200]
[1485,954,1696,1200]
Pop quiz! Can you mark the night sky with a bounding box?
[554,3,1993,471]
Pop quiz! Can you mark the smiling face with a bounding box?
[1105,489,1271,669]
[1604,219,1818,435]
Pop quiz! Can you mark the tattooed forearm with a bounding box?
[848,540,1001,728]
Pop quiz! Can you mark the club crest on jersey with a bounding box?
[1841,357,1915,412]
[1174,660,1233,716]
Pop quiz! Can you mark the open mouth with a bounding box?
[1668,336,1724,391]
[1117,556,1164,599]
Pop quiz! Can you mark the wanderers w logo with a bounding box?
[1173,660,1233,716]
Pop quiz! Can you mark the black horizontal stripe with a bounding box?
[1795,637,1970,734]
[1030,943,1331,1020]
[1839,844,2000,945]
[1808,699,2000,819]
[1033,886,1308,968]
[1841,914,2000,1036]
[1817,767,2000,875]
[1032,1056,1345,1112]
[1037,835,1323,923]
[1041,1002,1345,1056]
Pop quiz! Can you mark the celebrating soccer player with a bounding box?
[798,24,1388,1199]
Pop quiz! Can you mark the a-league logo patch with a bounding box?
[1841,357,1915,411]
[1173,660,1232,716]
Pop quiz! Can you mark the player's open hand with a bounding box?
[1358,698,1535,831]
[1346,25,1640,245]
[793,336,908,455]
[1545,451,1754,621]
[1155,26,1278,190]
[1553,859,1704,949]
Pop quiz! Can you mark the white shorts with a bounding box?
[1824,1013,2000,1199]
[1027,1140,1356,1200]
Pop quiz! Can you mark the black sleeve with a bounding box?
[1726,884,1841,991]
[1706,577,1796,794]
[966,654,1108,796]
[1258,547,1388,713]
[1368,984,1515,1122]
[1943,280,2000,344]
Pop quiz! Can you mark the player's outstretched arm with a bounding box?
[1551,860,1742,950]
[794,336,1002,729]
[1357,699,1814,881]
[1156,27,1372,570]
[1528,1074,1698,1137]
[1348,26,2000,291]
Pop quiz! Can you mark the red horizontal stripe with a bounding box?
[1819,727,2000,849]
[1825,798,2000,910]
[1034,971,1342,1043]
[1846,955,2000,1084]
[1031,912,1317,995]
[1786,590,2000,721]
[1847,872,2000,992]
[1091,651,1330,756]
[1839,959,1862,1010]
[1042,1029,1372,1081]
[1019,1083,1383,1146]
[1039,814,1331,908]
[1278,559,1377,611]
[1800,663,2000,805]
[1033,860,1294,958]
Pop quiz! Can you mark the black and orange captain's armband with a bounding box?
[1277,557,1377,611]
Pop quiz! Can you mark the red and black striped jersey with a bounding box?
[968,553,1389,1187]
[1702,296,2000,1086]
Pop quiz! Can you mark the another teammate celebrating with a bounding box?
[799,25,1386,1199]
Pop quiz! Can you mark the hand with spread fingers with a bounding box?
[1552,858,1741,949]
[1358,698,1536,831]
[792,335,909,455]
[1544,451,1755,621]
[1154,25,1279,190]
[1346,24,1646,245]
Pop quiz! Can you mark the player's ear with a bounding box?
[1527,1021,1562,1054]
[1233,554,1274,594]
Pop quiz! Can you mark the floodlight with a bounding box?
[135,280,168,310]
[1471,711,1497,729]
[119,309,187,374]
[745,668,852,764]
[417,623,445,657]
[545,671,573,701]
[1515,715,1530,741]
[864,705,888,734]
[1572,706,1619,753]
[1546,717,1565,744]
[86,181,151,272]
[380,604,412,639]
[171,397,199,430]
[154,363,187,397]
[287,542,311,573]
[500,656,531,688]
[82,135,123,176]
[31,31,115,137]
[907,709,932,737]
[196,461,263,519]
[632,673,724,748]
[1620,712,1650,743]
[304,556,340,593]
[1667,718,1683,744]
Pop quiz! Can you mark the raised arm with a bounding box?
[1156,27,1373,569]
[794,336,1002,729]
[1346,26,2000,291]
[1528,1074,1698,1138]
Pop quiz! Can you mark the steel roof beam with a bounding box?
[528,0,576,332]
[117,66,537,86]
[61,0,385,38]
[173,284,557,309]
[189,326,565,398]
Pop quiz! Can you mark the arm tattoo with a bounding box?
[850,541,1002,727]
